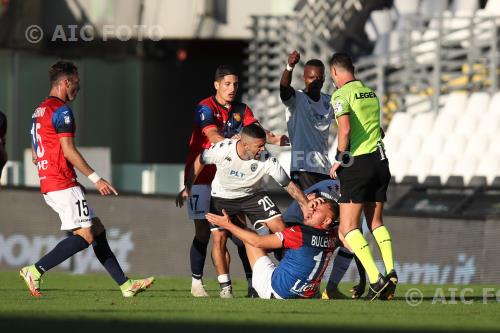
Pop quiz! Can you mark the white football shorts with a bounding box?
[186,185,211,220]
[43,186,96,230]
[252,256,282,299]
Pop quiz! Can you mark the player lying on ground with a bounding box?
[178,124,313,297]
[281,179,367,299]
[20,60,154,298]
[206,198,338,299]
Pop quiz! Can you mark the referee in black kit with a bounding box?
[328,53,397,301]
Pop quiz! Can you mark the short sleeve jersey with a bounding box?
[331,80,382,156]
[30,96,78,193]
[184,96,257,185]
[282,179,340,224]
[272,225,337,298]
[200,139,290,199]
[283,90,333,174]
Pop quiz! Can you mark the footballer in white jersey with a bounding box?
[191,124,311,234]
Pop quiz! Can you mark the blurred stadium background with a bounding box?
[1,0,500,285]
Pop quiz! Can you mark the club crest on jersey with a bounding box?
[250,163,257,172]
[333,101,342,115]
[233,113,241,122]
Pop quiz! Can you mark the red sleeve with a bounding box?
[281,226,303,250]
[57,132,75,138]
[201,124,217,136]
[243,106,258,126]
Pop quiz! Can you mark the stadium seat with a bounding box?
[430,155,455,183]
[470,0,500,46]
[465,92,490,116]
[487,136,500,158]
[389,154,410,182]
[442,135,466,156]
[454,115,478,136]
[463,134,490,157]
[393,0,420,16]
[405,94,432,116]
[469,175,488,187]
[409,112,435,135]
[401,175,419,185]
[386,112,412,138]
[413,29,439,64]
[407,154,433,182]
[420,0,448,17]
[443,11,474,42]
[487,92,500,116]
[365,9,392,42]
[397,135,422,156]
[483,0,500,15]
[452,155,478,184]
[474,155,500,184]
[491,176,500,188]
[431,110,457,137]
[423,175,441,186]
[441,92,468,116]
[476,114,499,139]
[451,0,479,14]
[383,135,400,159]
[419,133,445,156]
[445,175,465,187]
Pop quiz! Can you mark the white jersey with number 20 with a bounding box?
[201,139,290,199]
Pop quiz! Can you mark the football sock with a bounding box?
[237,243,253,286]
[92,231,128,285]
[354,255,367,285]
[218,274,231,289]
[372,225,394,273]
[327,247,354,287]
[190,237,208,280]
[35,234,89,273]
[344,229,380,284]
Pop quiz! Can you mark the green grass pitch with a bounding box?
[1,272,499,332]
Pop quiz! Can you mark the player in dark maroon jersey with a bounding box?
[20,60,154,298]
[176,65,288,298]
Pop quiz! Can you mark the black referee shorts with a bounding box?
[337,149,391,203]
[290,171,330,190]
[210,192,282,231]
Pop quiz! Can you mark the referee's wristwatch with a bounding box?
[335,150,352,165]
